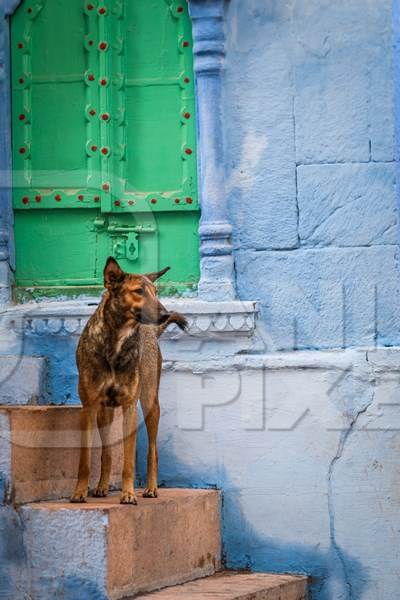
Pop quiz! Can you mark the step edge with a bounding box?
[115,566,220,600]
[20,489,221,510]
[130,571,308,599]
[0,405,82,412]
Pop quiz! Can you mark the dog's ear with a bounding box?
[144,266,170,282]
[104,257,125,290]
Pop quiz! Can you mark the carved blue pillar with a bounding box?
[0,1,20,306]
[189,0,235,301]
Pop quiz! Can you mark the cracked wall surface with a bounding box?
[139,349,400,600]
[225,0,400,350]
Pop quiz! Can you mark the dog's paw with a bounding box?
[142,487,158,498]
[92,484,109,498]
[70,492,87,503]
[120,491,138,505]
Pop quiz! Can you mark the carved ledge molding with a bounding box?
[0,299,257,340]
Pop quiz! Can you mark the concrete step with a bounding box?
[20,489,221,600]
[135,572,308,599]
[0,405,123,504]
[0,355,47,404]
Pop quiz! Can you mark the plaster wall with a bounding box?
[137,349,400,600]
[225,0,400,350]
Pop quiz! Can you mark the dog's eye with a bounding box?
[133,288,143,296]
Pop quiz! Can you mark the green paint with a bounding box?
[11,0,199,295]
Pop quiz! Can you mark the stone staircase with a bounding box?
[0,405,123,504]
[0,356,308,600]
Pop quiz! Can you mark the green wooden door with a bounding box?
[11,0,199,297]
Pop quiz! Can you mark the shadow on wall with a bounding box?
[51,578,108,600]
[136,434,368,600]
[0,507,27,600]
[0,505,109,600]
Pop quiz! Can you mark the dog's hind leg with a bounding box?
[120,403,138,505]
[71,406,97,503]
[140,385,160,499]
[93,406,115,497]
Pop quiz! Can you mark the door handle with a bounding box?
[107,224,156,234]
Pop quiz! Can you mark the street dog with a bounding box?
[71,257,187,504]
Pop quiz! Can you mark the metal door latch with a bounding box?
[107,223,156,262]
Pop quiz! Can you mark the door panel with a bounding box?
[31,0,86,77]
[31,84,87,185]
[11,0,199,294]
[125,1,180,79]
[14,210,100,286]
[125,86,183,191]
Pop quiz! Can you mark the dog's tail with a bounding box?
[157,311,188,337]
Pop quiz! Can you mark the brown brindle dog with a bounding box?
[71,257,187,504]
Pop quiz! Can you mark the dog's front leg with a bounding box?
[71,406,97,502]
[120,404,138,505]
[93,406,115,497]
[141,393,160,498]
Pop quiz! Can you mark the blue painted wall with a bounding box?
[1,3,400,600]
[226,0,400,350]
[135,350,400,600]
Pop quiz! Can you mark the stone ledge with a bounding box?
[163,347,400,372]
[0,298,257,339]
[164,347,365,372]
[365,347,400,371]
[135,571,308,600]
